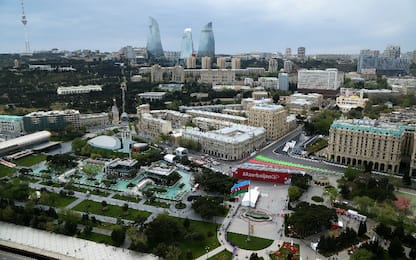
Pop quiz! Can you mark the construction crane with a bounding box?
[20,0,30,53]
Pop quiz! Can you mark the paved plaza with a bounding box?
[228,181,289,240]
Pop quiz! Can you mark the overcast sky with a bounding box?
[1,0,415,54]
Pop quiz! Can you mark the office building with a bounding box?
[279,73,289,91]
[231,57,241,69]
[358,47,410,75]
[201,56,212,69]
[146,17,164,58]
[198,22,215,58]
[105,158,139,178]
[328,119,416,175]
[268,59,278,72]
[0,115,24,137]
[297,69,341,90]
[182,124,266,161]
[248,104,287,140]
[180,28,194,60]
[217,57,226,69]
[297,47,306,60]
[23,110,80,132]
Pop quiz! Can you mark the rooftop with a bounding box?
[0,115,23,121]
[331,119,406,137]
[25,110,80,117]
[183,124,265,143]
[251,104,284,111]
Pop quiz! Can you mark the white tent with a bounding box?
[163,154,175,163]
[241,187,260,207]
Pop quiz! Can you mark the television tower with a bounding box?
[20,0,31,53]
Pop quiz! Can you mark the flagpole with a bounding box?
[247,185,251,241]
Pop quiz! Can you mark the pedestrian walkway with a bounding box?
[65,197,84,210]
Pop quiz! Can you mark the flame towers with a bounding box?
[146,17,164,58]
[180,28,194,59]
[198,22,215,58]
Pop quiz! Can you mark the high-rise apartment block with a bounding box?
[278,73,289,91]
[268,59,278,73]
[297,69,341,90]
[186,56,196,69]
[201,56,212,69]
[297,47,306,60]
[231,57,241,69]
[283,60,293,73]
[248,104,287,140]
[217,57,226,69]
[284,48,292,59]
[383,45,400,58]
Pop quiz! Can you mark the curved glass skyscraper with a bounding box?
[180,28,194,59]
[146,17,164,58]
[198,22,215,58]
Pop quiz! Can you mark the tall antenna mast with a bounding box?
[20,0,30,53]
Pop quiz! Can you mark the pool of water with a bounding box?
[145,170,192,201]
[110,175,145,191]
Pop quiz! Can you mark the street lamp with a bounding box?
[205,246,210,259]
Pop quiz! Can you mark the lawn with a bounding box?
[73,200,151,221]
[71,186,89,193]
[166,215,220,259]
[77,232,114,246]
[144,199,170,208]
[208,249,233,260]
[15,154,47,167]
[39,192,77,208]
[227,232,273,250]
[113,194,141,203]
[0,165,16,178]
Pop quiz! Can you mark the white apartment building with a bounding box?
[258,77,278,89]
[57,85,102,95]
[138,92,167,101]
[298,69,342,90]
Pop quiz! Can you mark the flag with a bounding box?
[230,180,250,198]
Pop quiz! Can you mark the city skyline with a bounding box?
[0,0,415,54]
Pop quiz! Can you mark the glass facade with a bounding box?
[146,17,164,58]
[197,22,215,58]
[180,28,194,59]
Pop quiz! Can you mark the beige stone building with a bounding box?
[201,56,211,69]
[137,105,172,139]
[182,124,266,160]
[231,57,241,69]
[336,88,368,112]
[217,57,226,69]
[186,110,247,125]
[248,104,287,140]
[328,119,416,175]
